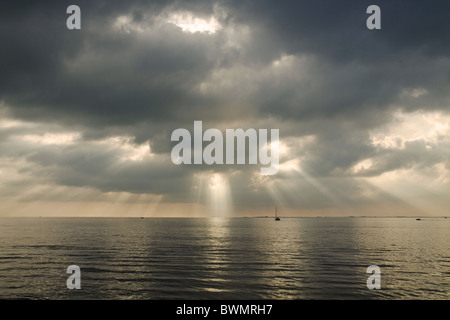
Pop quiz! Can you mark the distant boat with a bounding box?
[275,207,280,221]
[416,218,422,221]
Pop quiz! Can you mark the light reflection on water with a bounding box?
[0,217,449,299]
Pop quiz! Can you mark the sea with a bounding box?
[0,217,449,300]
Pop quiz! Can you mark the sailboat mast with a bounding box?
[274,206,280,221]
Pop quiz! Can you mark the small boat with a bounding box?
[275,207,280,221]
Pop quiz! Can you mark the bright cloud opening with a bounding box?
[370,110,450,150]
[18,133,80,145]
[94,136,151,162]
[168,13,221,34]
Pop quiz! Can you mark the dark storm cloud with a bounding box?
[218,0,450,124]
[227,0,450,60]
[1,0,217,125]
[1,0,449,127]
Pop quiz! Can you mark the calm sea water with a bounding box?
[0,217,449,300]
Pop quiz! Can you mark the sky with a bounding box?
[0,0,449,217]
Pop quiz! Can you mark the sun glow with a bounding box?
[191,172,232,217]
[168,13,221,34]
[18,132,80,145]
[370,110,450,150]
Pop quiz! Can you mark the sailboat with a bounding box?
[275,206,280,221]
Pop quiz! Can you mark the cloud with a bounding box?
[0,0,449,216]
